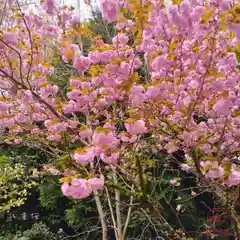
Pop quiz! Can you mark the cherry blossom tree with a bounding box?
[0,0,240,239]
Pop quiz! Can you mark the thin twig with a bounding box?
[123,185,134,239]
[90,162,107,240]
[16,0,34,83]
[113,168,122,240]
[105,186,118,238]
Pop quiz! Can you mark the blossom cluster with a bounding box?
[0,0,240,200]
[61,175,104,199]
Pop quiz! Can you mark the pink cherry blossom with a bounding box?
[69,15,81,26]
[88,175,105,191]
[43,0,56,15]
[73,147,95,165]
[176,204,182,211]
[100,152,119,165]
[170,179,177,185]
[92,131,119,149]
[61,176,105,199]
[205,167,224,180]
[0,101,10,112]
[67,90,81,100]
[61,182,71,196]
[14,138,22,144]
[15,114,30,124]
[116,22,125,30]
[191,191,196,197]
[47,134,61,142]
[121,134,138,143]
[7,0,15,5]
[228,23,240,41]
[212,99,233,116]
[181,164,191,173]
[70,78,82,87]
[40,85,58,98]
[69,178,92,198]
[79,126,92,138]
[224,170,240,186]
[112,34,129,46]
[129,85,145,106]
[100,0,118,22]
[67,119,78,129]
[73,55,91,72]
[125,120,147,135]
[3,32,18,45]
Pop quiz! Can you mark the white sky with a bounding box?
[63,0,99,20]
[25,0,99,20]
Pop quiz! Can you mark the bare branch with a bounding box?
[105,186,118,238]
[113,169,122,240]
[123,185,134,239]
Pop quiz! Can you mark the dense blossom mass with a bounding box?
[0,0,240,201]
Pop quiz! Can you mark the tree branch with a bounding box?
[93,190,108,240]
[123,185,134,239]
[105,186,118,238]
[113,169,122,240]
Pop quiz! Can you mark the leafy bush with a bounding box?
[0,162,38,212]
[0,222,62,240]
